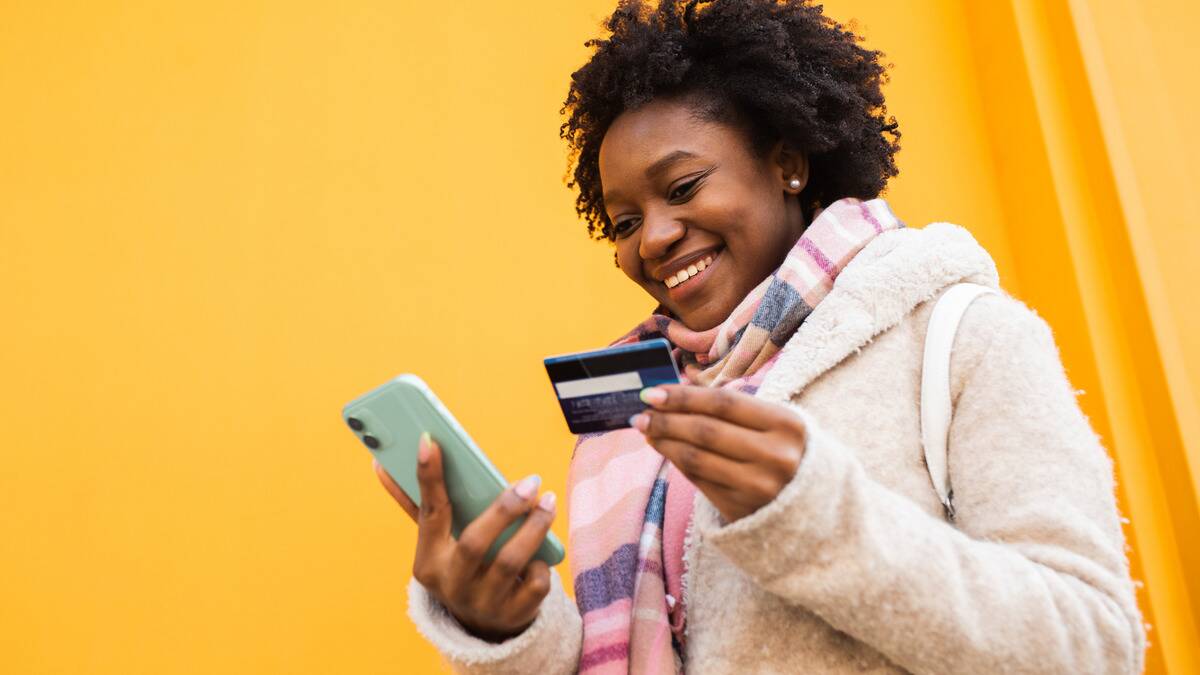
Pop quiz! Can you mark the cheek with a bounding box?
[615,242,644,283]
[716,201,790,293]
[706,184,769,237]
[728,191,787,252]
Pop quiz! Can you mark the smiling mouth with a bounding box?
[664,250,718,289]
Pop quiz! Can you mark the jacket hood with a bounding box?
[757,221,1000,405]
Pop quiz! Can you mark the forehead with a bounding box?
[598,98,746,180]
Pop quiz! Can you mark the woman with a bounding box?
[378,1,1146,672]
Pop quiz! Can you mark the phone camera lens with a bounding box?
[347,417,364,431]
[362,435,380,449]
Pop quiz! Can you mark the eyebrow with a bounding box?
[645,149,698,180]
[603,149,699,206]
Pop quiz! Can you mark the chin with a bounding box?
[649,285,733,331]
[675,306,726,332]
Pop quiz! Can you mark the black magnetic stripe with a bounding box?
[545,345,674,382]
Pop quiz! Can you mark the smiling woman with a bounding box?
[600,99,810,331]
[393,1,1147,673]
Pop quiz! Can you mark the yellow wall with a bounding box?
[1,1,1194,673]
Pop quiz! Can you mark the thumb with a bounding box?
[414,433,453,545]
[374,459,419,521]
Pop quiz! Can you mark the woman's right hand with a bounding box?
[373,433,558,642]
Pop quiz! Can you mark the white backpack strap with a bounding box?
[921,282,998,519]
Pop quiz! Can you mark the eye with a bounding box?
[668,167,714,202]
[668,178,701,202]
[612,217,641,239]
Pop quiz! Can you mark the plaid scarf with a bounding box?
[567,198,904,673]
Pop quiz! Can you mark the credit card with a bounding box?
[544,338,681,434]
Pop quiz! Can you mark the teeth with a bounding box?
[664,254,716,289]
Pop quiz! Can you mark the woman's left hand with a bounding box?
[630,381,808,523]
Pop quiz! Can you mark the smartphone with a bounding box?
[344,374,565,566]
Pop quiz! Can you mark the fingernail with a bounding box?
[538,491,557,512]
[639,387,667,406]
[629,413,649,432]
[514,474,541,500]
[417,432,432,464]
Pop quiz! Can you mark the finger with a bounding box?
[639,410,762,462]
[686,474,753,517]
[415,433,453,548]
[481,491,557,596]
[507,559,552,622]
[449,474,541,582]
[374,459,418,521]
[641,385,805,433]
[648,437,744,489]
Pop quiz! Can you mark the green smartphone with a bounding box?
[343,374,565,566]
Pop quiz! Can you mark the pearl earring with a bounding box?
[788,178,801,190]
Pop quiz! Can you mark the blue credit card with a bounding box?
[544,338,681,434]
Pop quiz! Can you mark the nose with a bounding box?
[638,210,686,262]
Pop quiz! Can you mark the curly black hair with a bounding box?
[560,0,901,242]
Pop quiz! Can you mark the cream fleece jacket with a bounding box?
[406,223,1146,674]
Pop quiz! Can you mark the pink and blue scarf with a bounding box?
[566,198,904,673]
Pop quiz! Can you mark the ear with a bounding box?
[770,140,809,193]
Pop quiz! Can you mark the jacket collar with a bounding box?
[755,222,1000,405]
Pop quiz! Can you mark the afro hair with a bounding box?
[560,0,901,241]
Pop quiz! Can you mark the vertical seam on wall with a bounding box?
[1010,1,1200,672]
